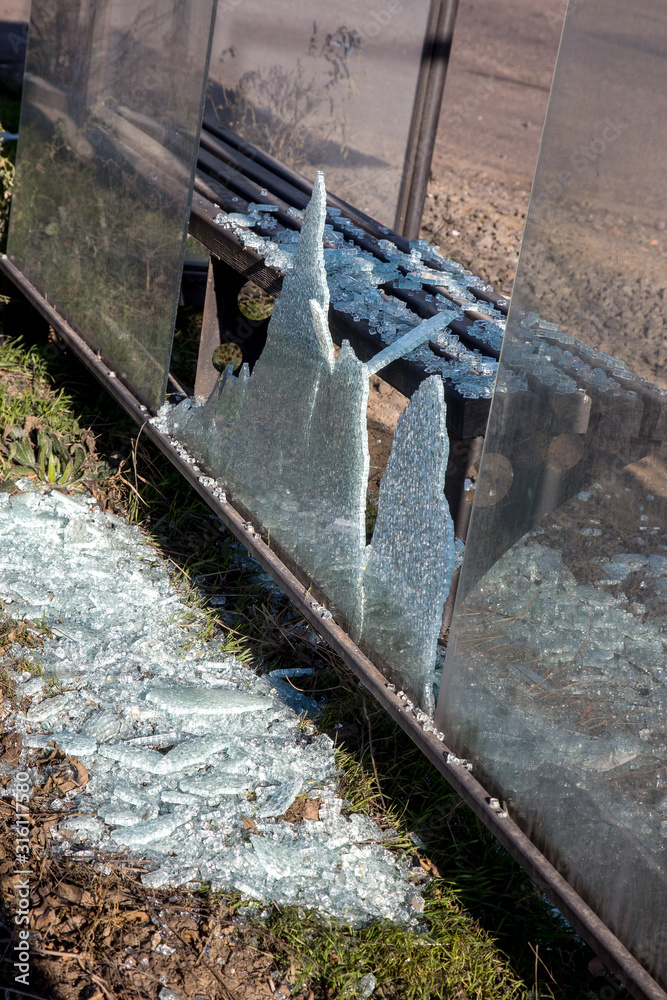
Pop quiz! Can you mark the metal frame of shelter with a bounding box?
[1,1,666,998]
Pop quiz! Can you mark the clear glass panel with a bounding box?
[206,0,432,226]
[437,0,667,986]
[157,175,455,713]
[7,0,216,409]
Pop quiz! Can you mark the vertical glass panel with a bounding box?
[158,175,455,712]
[437,0,667,987]
[7,0,216,409]
[206,0,431,226]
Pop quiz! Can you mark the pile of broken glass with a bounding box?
[1,485,427,926]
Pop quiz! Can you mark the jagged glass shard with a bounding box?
[114,786,160,809]
[26,693,80,723]
[99,802,158,826]
[161,174,456,707]
[55,733,98,757]
[179,771,254,797]
[292,334,369,612]
[100,736,230,775]
[145,686,273,716]
[111,813,194,848]
[60,815,107,839]
[250,835,297,880]
[366,311,458,376]
[257,779,304,818]
[360,378,455,712]
[81,710,122,742]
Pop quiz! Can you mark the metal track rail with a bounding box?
[2,253,664,1000]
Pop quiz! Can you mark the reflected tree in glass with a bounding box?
[7,0,216,409]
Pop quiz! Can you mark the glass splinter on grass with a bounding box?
[2,489,425,925]
[159,172,455,711]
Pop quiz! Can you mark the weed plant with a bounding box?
[208,24,360,170]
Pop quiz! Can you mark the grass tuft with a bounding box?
[254,899,527,1000]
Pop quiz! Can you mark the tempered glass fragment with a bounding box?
[160,174,455,708]
[2,489,424,926]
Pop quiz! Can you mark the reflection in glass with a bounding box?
[7,0,216,409]
[437,0,667,987]
[206,0,431,226]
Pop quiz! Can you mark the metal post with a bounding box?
[394,0,460,239]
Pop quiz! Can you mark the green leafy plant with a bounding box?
[1,422,91,485]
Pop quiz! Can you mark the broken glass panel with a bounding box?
[438,0,667,988]
[206,0,432,226]
[157,173,456,711]
[7,0,216,409]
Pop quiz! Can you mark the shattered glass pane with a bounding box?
[438,0,667,987]
[359,378,454,713]
[7,0,216,409]
[2,488,425,926]
[157,174,456,709]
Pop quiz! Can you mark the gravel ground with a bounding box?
[421,165,530,299]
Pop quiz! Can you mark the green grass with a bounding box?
[254,901,528,1000]
[0,334,113,485]
[0,317,599,999]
